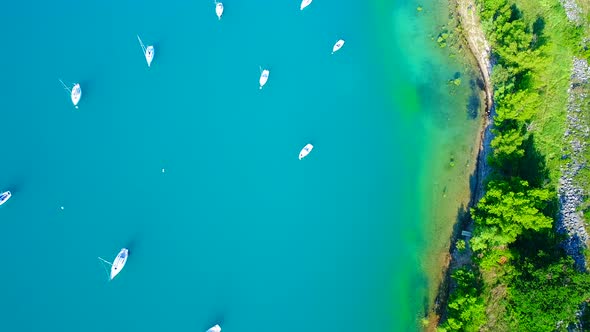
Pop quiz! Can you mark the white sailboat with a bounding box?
[206,325,221,332]
[137,35,155,67]
[332,39,345,54]
[0,191,11,206]
[98,248,129,281]
[215,1,224,20]
[59,79,81,109]
[299,143,314,160]
[259,68,270,89]
[300,0,312,10]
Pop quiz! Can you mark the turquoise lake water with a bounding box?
[0,0,482,331]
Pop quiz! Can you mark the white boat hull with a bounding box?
[0,191,11,206]
[259,69,269,89]
[206,325,221,332]
[216,3,224,20]
[71,84,81,107]
[110,248,129,280]
[300,0,312,10]
[332,39,345,54]
[145,46,155,67]
[299,143,314,160]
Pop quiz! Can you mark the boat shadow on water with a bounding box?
[124,233,143,257]
[1,175,28,196]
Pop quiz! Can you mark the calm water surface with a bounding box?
[0,0,481,331]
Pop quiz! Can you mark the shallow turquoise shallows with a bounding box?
[0,0,480,331]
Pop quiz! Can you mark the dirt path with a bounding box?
[456,0,493,114]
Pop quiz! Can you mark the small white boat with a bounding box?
[0,191,11,206]
[206,325,221,332]
[299,143,314,160]
[300,0,312,10]
[137,35,155,67]
[98,248,129,280]
[110,248,128,280]
[332,39,345,54]
[259,69,270,89]
[145,45,154,67]
[215,1,224,20]
[71,83,81,107]
[59,80,82,109]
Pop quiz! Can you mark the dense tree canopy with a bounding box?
[494,90,539,126]
[470,179,552,252]
[507,257,590,331]
[490,129,526,169]
[440,0,590,330]
[440,268,486,332]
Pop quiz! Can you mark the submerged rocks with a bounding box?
[557,57,590,270]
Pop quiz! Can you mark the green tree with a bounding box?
[489,129,526,172]
[507,257,590,331]
[470,179,553,253]
[442,268,487,331]
[495,90,539,126]
[491,64,516,101]
[456,239,466,251]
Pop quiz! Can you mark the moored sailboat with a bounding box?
[215,1,224,20]
[300,0,312,10]
[71,84,81,107]
[206,325,221,332]
[299,143,314,160]
[59,79,82,109]
[259,69,270,89]
[0,191,11,206]
[137,35,155,67]
[98,248,129,280]
[332,39,345,54]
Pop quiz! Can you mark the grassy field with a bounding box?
[516,0,586,184]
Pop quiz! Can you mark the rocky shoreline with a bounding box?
[455,0,493,117]
[557,57,590,271]
[455,0,495,201]
[429,0,494,327]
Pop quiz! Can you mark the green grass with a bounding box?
[515,0,579,184]
[496,0,590,261]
